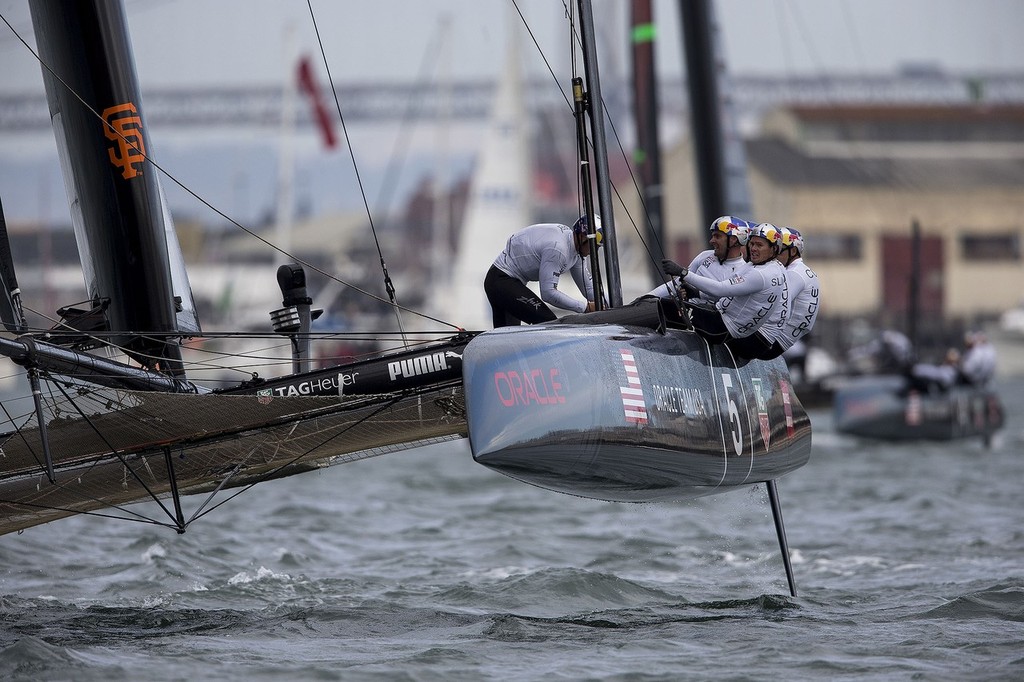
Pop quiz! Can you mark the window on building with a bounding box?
[809,233,862,261]
[960,233,1021,261]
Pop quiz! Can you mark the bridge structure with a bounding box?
[3,73,1023,133]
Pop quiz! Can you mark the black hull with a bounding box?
[833,375,1004,441]
[463,323,812,502]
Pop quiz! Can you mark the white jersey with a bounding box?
[756,260,791,346]
[777,257,820,351]
[648,251,748,303]
[683,259,788,338]
[492,223,595,313]
[960,341,996,385]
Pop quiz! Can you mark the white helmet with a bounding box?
[710,216,752,246]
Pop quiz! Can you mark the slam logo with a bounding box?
[103,102,146,179]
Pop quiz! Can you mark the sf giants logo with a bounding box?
[103,103,146,179]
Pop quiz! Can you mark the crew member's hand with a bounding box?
[661,258,688,278]
[586,301,596,313]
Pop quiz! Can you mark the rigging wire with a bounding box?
[304,0,413,341]
[41,376,186,529]
[370,19,450,220]
[0,1,664,355]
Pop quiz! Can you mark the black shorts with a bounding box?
[688,306,731,344]
[483,266,557,328]
[726,332,784,361]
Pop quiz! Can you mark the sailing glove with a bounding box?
[661,259,688,278]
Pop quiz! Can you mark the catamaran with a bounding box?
[0,0,811,595]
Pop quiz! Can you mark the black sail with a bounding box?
[29,0,196,374]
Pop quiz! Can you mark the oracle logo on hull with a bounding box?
[493,368,565,407]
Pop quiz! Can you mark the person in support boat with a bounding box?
[484,215,602,328]
[647,215,754,306]
[661,222,789,354]
[959,330,997,386]
[909,330,997,392]
[908,347,963,392]
[774,227,820,363]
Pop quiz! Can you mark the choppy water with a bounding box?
[2,380,1024,681]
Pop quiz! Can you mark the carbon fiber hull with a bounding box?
[463,323,812,502]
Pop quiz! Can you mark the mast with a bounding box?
[908,219,921,348]
[630,0,665,285]
[577,0,623,307]
[679,0,752,234]
[28,0,198,375]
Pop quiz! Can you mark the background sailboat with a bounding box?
[444,23,531,331]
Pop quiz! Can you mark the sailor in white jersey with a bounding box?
[484,215,601,328]
[661,222,789,353]
[648,215,752,305]
[959,331,996,386]
[774,227,820,359]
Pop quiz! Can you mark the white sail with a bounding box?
[444,25,531,331]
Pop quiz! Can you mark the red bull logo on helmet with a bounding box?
[753,223,782,245]
[711,216,751,245]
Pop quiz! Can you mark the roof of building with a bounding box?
[748,104,1024,189]
[746,136,1024,189]
[775,104,1024,143]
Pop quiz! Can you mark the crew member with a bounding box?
[908,331,996,392]
[648,215,753,306]
[773,227,820,360]
[484,215,601,328]
[661,222,788,349]
[909,347,962,392]
[959,331,997,386]
[723,223,791,360]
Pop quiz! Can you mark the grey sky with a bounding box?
[2,0,1022,95]
[1,0,1022,223]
